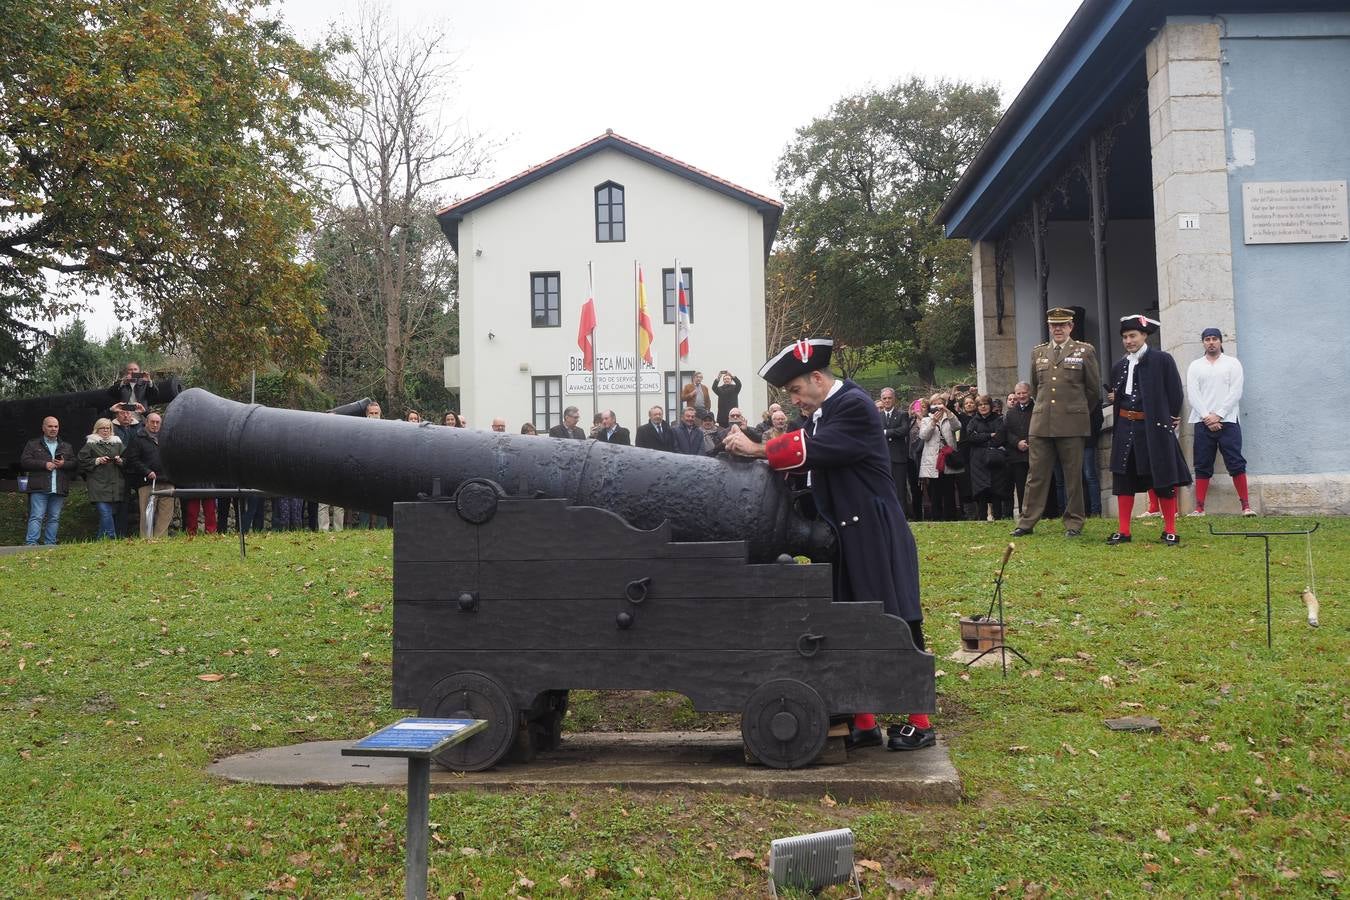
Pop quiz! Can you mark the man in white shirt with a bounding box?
[1185,327,1255,516]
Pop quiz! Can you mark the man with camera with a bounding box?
[110,361,153,415]
[711,370,742,427]
[20,416,77,546]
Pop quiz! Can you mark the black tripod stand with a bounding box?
[965,542,1033,677]
[1208,522,1320,648]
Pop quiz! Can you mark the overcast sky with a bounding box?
[70,0,1085,337]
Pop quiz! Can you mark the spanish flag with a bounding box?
[637,266,656,366]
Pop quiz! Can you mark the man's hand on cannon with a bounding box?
[721,425,766,459]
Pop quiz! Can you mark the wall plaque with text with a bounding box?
[1242,180,1349,245]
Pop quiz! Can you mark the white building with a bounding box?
[436,131,783,432]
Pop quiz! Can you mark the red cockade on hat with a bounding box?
[793,339,812,363]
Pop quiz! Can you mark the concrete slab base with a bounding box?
[209,731,962,804]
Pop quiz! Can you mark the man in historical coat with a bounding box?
[1105,315,1192,546]
[1011,307,1101,538]
[722,338,932,752]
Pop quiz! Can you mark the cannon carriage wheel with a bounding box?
[418,670,517,772]
[740,679,829,769]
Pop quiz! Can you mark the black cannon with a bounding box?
[160,389,935,769]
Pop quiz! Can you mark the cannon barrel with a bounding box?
[160,388,834,562]
[326,397,375,416]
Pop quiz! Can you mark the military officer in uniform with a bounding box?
[1011,307,1102,538]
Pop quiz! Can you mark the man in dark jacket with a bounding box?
[596,410,630,445]
[711,370,742,427]
[671,407,704,455]
[722,338,931,752]
[124,411,176,538]
[1105,315,1192,546]
[548,406,586,439]
[20,416,77,545]
[878,387,912,515]
[634,405,676,452]
[1003,382,1033,518]
[111,406,144,538]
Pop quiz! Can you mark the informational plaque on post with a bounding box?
[1242,180,1349,245]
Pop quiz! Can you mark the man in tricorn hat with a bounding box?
[1105,315,1192,546]
[722,338,933,752]
[1011,307,1102,538]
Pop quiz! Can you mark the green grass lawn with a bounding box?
[1,518,1345,897]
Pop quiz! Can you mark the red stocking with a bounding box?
[853,713,876,731]
[1194,477,1210,509]
[1116,494,1134,535]
[1146,489,1160,513]
[1233,473,1250,507]
[908,713,931,730]
[1160,495,1179,534]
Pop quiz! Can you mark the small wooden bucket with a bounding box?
[960,616,1005,652]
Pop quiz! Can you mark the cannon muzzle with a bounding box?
[160,389,834,562]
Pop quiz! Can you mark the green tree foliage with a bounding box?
[774,77,1000,384]
[0,0,347,385]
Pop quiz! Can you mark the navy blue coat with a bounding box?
[1109,349,1193,489]
[771,379,922,623]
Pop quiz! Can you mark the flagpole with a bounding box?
[633,260,641,429]
[589,261,598,422]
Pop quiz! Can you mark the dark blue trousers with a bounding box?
[1192,421,1246,478]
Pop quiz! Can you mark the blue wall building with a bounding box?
[939,1,1350,515]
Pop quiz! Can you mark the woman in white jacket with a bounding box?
[918,394,960,520]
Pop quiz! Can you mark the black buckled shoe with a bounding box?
[1010,527,1034,537]
[846,725,883,750]
[1105,532,1131,545]
[1161,532,1181,547]
[887,723,936,751]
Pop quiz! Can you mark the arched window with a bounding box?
[595,182,625,242]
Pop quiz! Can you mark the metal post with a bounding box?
[1031,199,1048,317]
[405,757,430,900]
[1089,135,1112,380]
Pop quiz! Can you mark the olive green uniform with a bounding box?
[1015,338,1102,532]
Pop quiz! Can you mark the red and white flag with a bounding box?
[676,270,690,361]
[577,268,597,372]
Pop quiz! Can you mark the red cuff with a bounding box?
[765,430,806,470]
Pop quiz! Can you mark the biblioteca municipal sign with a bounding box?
[564,353,664,395]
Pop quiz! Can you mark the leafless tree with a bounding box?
[317,5,491,412]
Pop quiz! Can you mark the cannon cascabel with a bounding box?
[159,388,834,563]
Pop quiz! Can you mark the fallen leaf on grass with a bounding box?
[267,648,280,658]
[287,852,311,866]
[1321,869,1342,880]
[856,858,883,872]
[820,793,837,808]
[1098,675,1115,688]
[886,875,936,895]
[1279,867,1300,879]
[515,872,535,889]
[266,874,298,891]
[1021,669,1042,678]
[1143,862,1162,874]
[730,849,756,862]
[459,847,479,857]
[197,674,225,682]
[584,867,597,880]
[1155,829,1171,843]
[1061,743,1078,756]
[557,875,573,889]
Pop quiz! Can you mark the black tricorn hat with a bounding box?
[1120,314,1160,336]
[759,338,833,388]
